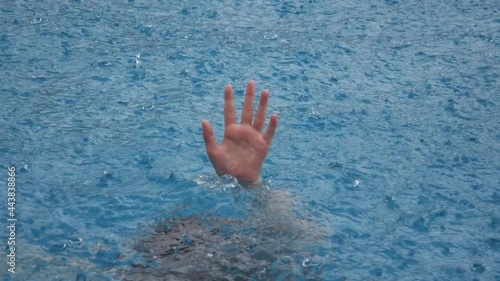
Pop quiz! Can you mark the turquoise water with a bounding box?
[1,0,499,280]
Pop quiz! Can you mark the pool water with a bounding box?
[1,0,499,280]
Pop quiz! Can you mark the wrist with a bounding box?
[237,175,262,187]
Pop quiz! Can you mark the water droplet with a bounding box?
[20,164,29,172]
[49,243,67,252]
[135,53,141,69]
[69,237,83,245]
[470,263,485,273]
[182,232,193,245]
[103,170,113,179]
[279,255,293,264]
[31,18,42,24]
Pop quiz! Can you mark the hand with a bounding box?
[202,81,278,183]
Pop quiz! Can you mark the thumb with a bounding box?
[202,120,219,153]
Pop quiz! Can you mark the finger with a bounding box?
[224,85,237,127]
[253,90,269,133]
[263,114,278,145]
[241,80,256,125]
[202,120,219,154]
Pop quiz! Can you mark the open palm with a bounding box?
[202,81,278,182]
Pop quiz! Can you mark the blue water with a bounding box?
[1,0,499,280]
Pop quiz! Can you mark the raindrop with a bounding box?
[135,53,141,69]
[182,232,193,245]
[69,237,83,245]
[31,18,42,24]
[470,263,485,273]
[103,170,113,179]
[49,243,67,252]
[279,255,293,264]
[20,164,28,172]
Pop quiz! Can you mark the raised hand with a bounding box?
[202,81,278,183]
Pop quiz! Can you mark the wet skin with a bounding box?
[202,81,278,183]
